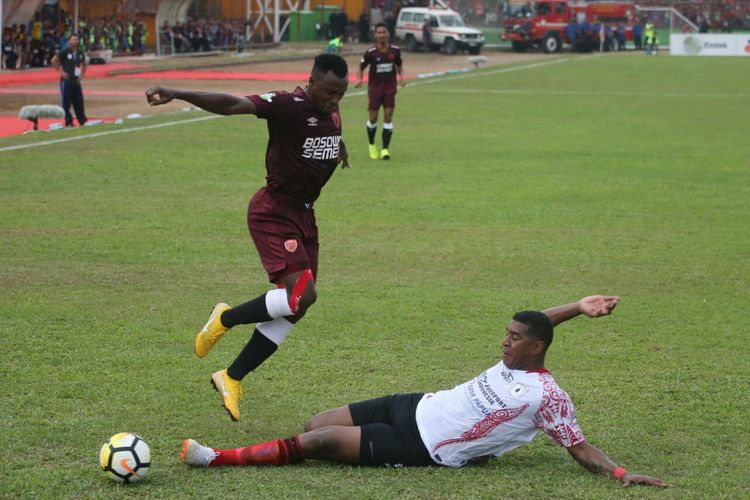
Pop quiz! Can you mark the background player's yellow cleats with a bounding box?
[195,303,231,358]
[369,144,379,160]
[211,369,243,421]
[380,148,390,160]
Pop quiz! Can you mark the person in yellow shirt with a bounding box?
[644,21,656,54]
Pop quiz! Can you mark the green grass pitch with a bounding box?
[1,53,749,498]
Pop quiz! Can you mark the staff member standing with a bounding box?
[52,33,88,127]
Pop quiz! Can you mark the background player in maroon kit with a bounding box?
[356,22,405,161]
[144,54,350,422]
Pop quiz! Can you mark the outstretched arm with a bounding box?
[567,441,667,488]
[145,86,256,116]
[543,295,620,327]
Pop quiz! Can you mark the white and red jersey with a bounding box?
[415,361,585,468]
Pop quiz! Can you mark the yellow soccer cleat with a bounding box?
[195,303,231,358]
[369,144,379,160]
[380,148,390,160]
[211,369,243,421]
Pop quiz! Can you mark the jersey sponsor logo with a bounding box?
[467,371,507,415]
[307,117,318,127]
[284,239,298,252]
[376,62,394,73]
[259,92,276,102]
[302,135,341,160]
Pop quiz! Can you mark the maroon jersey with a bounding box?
[360,45,402,92]
[248,87,343,205]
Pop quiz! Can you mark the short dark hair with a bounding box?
[512,311,554,352]
[312,53,348,79]
[374,22,387,30]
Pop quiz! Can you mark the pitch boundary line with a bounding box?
[0,115,219,153]
[0,57,581,154]
[420,88,748,99]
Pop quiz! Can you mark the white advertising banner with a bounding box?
[670,33,750,56]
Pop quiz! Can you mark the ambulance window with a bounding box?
[401,12,413,22]
[556,2,567,14]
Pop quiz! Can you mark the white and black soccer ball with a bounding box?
[99,432,151,483]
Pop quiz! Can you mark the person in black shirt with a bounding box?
[51,34,88,127]
[2,32,18,70]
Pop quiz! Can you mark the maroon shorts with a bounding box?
[247,187,319,284]
[368,87,397,111]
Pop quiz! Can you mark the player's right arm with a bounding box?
[145,86,256,115]
[51,54,68,80]
[355,54,369,88]
[566,441,667,488]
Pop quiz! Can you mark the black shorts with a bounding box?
[348,393,435,467]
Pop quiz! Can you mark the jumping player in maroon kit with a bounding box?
[356,22,405,161]
[144,54,350,422]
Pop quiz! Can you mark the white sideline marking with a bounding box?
[409,56,591,87]
[0,115,219,153]
[421,88,748,99]
[0,57,581,154]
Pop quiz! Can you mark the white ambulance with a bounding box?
[395,7,485,55]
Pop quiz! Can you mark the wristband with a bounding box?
[613,467,627,481]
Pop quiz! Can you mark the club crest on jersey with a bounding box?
[294,96,304,102]
[509,383,528,398]
[259,92,276,102]
[331,111,340,128]
[307,117,318,127]
[284,239,298,253]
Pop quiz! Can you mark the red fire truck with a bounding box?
[502,1,636,53]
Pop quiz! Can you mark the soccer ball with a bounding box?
[99,432,151,483]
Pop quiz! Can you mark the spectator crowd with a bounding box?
[4,0,750,69]
[2,10,153,70]
[637,0,750,31]
[2,8,251,70]
[159,18,250,54]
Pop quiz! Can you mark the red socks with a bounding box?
[210,435,304,466]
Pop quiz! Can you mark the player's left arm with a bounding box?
[338,139,351,169]
[396,49,406,87]
[542,295,619,327]
[566,441,667,488]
